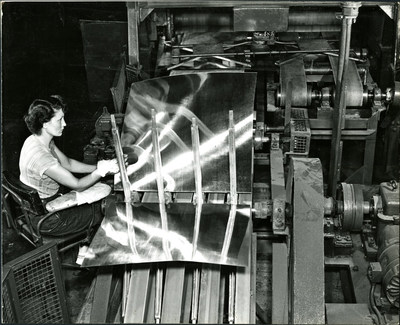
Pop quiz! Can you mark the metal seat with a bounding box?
[2,170,96,253]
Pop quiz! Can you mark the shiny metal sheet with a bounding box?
[81,198,251,267]
[116,72,256,193]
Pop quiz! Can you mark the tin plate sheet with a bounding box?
[81,198,251,267]
[115,72,256,193]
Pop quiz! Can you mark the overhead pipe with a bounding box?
[173,8,340,32]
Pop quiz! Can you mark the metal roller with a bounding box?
[174,9,232,32]
[173,8,341,32]
[288,10,340,26]
[341,183,365,231]
[391,81,400,108]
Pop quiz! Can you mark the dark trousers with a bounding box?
[33,201,103,236]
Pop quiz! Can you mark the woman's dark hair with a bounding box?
[24,95,67,135]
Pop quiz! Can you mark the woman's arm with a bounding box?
[44,164,102,191]
[44,159,119,192]
[53,145,96,173]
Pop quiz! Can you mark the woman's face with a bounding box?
[43,109,66,137]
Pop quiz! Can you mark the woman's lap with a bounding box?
[34,202,103,236]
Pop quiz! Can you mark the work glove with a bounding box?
[96,158,119,177]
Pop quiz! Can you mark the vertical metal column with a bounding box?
[225,111,237,324]
[111,114,138,321]
[190,117,203,324]
[329,2,361,198]
[221,111,238,259]
[124,266,151,323]
[393,3,400,79]
[127,2,140,66]
[151,109,172,260]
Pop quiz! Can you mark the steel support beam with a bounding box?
[234,229,255,323]
[161,264,186,323]
[198,265,221,323]
[127,2,140,66]
[90,266,114,323]
[124,266,151,323]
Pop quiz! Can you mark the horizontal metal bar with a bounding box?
[309,118,370,130]
[173,48,340,59]
[311,129,375,138]
[139,1,391,8]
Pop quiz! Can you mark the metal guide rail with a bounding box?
[84,235,256,324]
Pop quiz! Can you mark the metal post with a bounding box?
[191,118,203,258]
[151,109,172,260]
[221,111,237,260]
[127,2,140,66]
[191,268,200,324]
[394,3,400,76]
[228,271,236,324]
[328,2,361,198]
[154,267,163,324]
[110,115,138,255]
[190,118,203,324]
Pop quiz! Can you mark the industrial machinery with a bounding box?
[79,1,399,324]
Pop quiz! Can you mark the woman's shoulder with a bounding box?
[21,135,36,151]
[21,135,50,157]
[23,134,35,144]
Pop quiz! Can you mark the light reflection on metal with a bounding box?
[191,118,203,324]
[115,113,253,192]
[82,73,255,267]
[116,72,256,193]
[228,271,236,324]
[191,268,201,324]
[81,201,251,267]
[221,111,237,261]
[110,115,138,256]
[154,267,163,324]
[191,118,203,258]
[151,109,172,260]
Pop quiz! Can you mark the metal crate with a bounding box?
[290,108,311,155]
[2,243,70,324]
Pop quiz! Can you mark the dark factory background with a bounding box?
[2,2,130,174]
[1,2,399,324]
[2,2,398,181]
[1,4,134,319]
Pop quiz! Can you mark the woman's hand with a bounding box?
[96,159,119,177]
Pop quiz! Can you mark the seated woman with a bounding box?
[19,95,119,236]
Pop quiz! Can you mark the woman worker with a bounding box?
[19,95,119,235]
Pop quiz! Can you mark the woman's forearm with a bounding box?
[68,158,97,173]
[73,170,103,191]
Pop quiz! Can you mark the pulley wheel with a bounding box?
[392,81,400,108]
[341,183,364,231]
